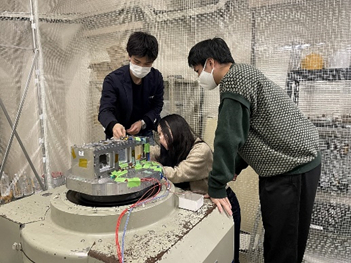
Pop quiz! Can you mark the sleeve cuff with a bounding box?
[208,171,229,198]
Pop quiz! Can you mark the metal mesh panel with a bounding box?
[0,0,350,262]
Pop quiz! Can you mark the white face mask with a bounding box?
[198,59,217,90]
[130,62,151,79]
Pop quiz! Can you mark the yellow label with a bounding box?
[71,148,76,159]
[79,159,88,168]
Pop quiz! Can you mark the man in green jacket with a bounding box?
[188,38,321,263]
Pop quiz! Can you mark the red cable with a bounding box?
[115,178,161,262]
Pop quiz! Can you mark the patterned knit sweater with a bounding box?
[208,63,321,198]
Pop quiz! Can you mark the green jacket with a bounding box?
[209,64,321,198]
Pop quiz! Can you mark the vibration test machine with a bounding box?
[0,136,234,263]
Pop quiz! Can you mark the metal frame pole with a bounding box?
[0,50,38,180]
[0,0,49,191]
[31,0,51,188]
[0,98,45,190]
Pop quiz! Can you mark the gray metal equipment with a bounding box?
[0,137,234,263]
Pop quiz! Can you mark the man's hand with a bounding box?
[210,197,233,217]
[126,120,142,135]
[113,123,126,138]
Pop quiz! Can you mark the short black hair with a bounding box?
[188,37,235,67]
[126,31,158,61]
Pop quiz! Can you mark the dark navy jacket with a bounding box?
[98,65,164,138]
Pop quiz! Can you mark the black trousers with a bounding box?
[259,164,321,263]
[226,187,241,263]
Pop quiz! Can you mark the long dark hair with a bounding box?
[156,114,201,167]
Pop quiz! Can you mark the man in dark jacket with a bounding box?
[98,31,164,139]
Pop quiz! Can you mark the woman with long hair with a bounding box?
[151,113,210,194]
[151,114,241,263]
